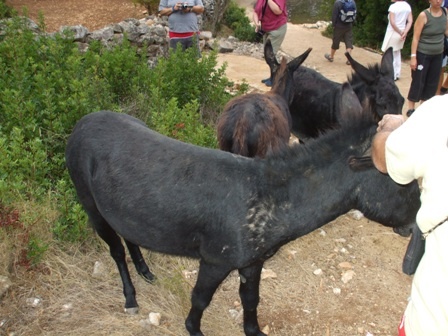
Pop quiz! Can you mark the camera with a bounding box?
[180,2,191,9]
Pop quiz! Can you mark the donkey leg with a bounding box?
[185,260,231,336]
[238,262,266,336]
[90,213,139,314]
[124,239,155,283]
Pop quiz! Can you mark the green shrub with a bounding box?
[0,0,13,19]
[222,1,258,42]
[0,12,245,245]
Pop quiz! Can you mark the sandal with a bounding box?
[324,53,334,62]
[406,109,415,117]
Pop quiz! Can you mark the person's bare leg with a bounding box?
[330,48,336,59]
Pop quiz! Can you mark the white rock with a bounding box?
[333,287,341,295]
[92,261,105,278]
[229,308,243,320]
[341,270,355,283]
[149,312,161,326]
[261,268,277,280]
[182,269,198,279]
[348,209,364,220]
[262,324,270,334]
[26,297,42,308]
[0,276,11,298]
[313,268,323,275]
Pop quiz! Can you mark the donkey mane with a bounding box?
[266,110,376,169]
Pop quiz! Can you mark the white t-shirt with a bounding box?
[386,1,412,32]
[385,95,448,336]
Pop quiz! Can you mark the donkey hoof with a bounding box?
[139,270,156,284]
[124,306,139,315]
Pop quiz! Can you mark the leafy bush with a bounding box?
[0,12,245,248]
[222,1,258,42]
[0,0,13,19]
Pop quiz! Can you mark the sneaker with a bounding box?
[406,109,415,117]
[324,53,334,62]
[394,77,400,81]
[265,78,272,87]
[261,77,270,83]
[441,87,448,95]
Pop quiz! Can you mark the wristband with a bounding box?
[172,5,176,11]
[411,54,416,57]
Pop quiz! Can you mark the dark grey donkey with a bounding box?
[65,101,421,336]
[265,46,404,140]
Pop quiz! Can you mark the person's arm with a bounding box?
[371,114,405,174]
[253,11,260,29]
[402,11,413,40]
[389,12,401,34]
[410,11,426,70]
[190,4,204,14]
[159,2,179,16]
[267,0,283,15]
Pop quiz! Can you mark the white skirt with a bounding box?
[381,30,405,52]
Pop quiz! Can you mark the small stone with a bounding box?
[0,276,12,298]
[62,303,73,310]
[338,262,352,269]
[229,308,243,321]
[92,261,105,278]
[182,270,198,279]
[313,268,323,275]
[261,268,277,280]
[148,312,161,326]
[341,270,355,283]
[348,209,364,220]
[333,287,341,295]
[262,324,270,334]
[26,297,42,308]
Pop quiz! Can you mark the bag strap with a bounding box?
[260,0,268,22]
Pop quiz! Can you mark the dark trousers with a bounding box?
[408,52,443,102]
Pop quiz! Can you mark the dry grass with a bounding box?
[1,212,413,336]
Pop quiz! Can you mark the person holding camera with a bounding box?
[158,0,204,55]
[253,0,288,87]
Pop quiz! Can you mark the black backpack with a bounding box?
[339,0,357,23]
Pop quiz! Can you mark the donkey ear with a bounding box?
[345,52,375,84]
[348,156,374,171]
[287,47,312,72]
[380,47,394,79]
[338,82,362,125]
